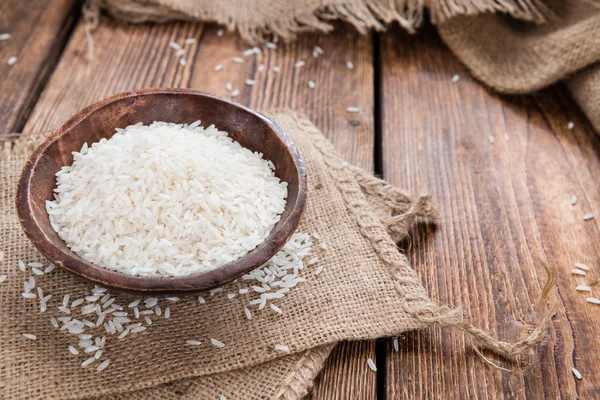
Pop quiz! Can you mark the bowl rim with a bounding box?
[16,88,307,293]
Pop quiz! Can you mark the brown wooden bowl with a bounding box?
[16,89,307,294]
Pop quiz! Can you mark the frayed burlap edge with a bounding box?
[83,0,549,50]
[286,110,558,370]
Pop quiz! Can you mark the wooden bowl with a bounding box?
[16,89,307,294]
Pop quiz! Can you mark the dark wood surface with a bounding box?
[0,0,78,133]
[380,27,600,399]
[3,1,599,398]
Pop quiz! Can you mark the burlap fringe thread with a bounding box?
[291,111,558,372]
[82,0,552,60]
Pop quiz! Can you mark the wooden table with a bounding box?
[2,1,599,398]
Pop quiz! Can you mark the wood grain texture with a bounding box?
[22,19,377,399]
[381,26,600,399]
[0,0,78,133]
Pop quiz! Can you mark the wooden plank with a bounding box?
[0,0,78,133]
[23,19,377,399]
[381,26,600,399]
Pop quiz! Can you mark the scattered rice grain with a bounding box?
[571,195,578,205]
[210,338,225,348]
[367,358,377,372]
[575,263,590,271]
[82,357,96,367]
[572,367,582,379]
[274,344,290,353]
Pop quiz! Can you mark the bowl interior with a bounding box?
[19,90,305,293]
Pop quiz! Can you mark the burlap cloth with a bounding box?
[1,112,554,399]
[85,0,600,132]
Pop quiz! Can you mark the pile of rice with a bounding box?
[46,121,288,277]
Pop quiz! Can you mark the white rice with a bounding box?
[587,297,600,304]
[571,269,586,276]
[568,121,575,130]
[82,357,96,367]
[43,263,55,273]
[18,260,25,272]
[274,344,290,353]
[7,56,17,66]
[128,300,140,308]
[346,106,360,113]
[308,80,316,89]
[232,57,244,63]
[393,338,399,352]
[198,296,205,304]
[184,38,196,45]
[266,42,277,49]
[71,298,84,307]
[583,213,594,221]
[187,339,201,345]
[169,41,181,50]
[245,79,255,86]
[0,33,11,41]
[225,82,232,91]
[217,29,224,37]
[179,59,187,66]
[164,307,171,319]
[571,195,578,205]
[272,66,280,72]
[22,333,37,340]
[572,367,582,379]
[68,345,79,355]
[47,121,287,277]
[244,307,252,319]
[346,61,354,69]
[367,358,377,372]
[294,60,305,69]
[574,263,590,271]
[210,338,225,348]
[0,275,6,283]
[451,74,460,83]
[214,64,223,71]
[575,285,591,291]
[231,89,240,97]
[314,266,324,276]
[270,304,282,314]
[257,64,264,72]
